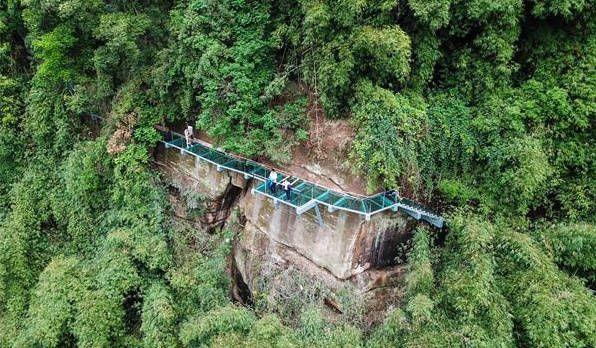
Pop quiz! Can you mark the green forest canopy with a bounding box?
[0,0,594,347]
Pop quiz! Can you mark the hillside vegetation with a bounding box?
[0,0,594,347]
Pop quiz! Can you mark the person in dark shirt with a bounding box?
[384,188,399,203]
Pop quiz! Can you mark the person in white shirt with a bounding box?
[267,170,278,193]
[184,124,194,148]
[281,179,292,200]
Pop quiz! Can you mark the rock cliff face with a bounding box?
[154,143,419,313]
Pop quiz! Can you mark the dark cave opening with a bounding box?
[230,255,254,307]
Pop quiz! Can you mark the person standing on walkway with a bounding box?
[384,188,399,203]
[281,179,292,200]
[268,170,278,193]
[184,124,194,148]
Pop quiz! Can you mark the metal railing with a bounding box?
[163,133,444,228]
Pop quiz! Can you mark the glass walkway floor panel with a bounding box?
[166,137,186,149]
[162,132,444,228]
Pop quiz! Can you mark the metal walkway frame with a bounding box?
[162,132,444,228]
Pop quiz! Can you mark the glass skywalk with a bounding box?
[163,133,444,228]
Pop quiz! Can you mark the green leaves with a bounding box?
[21,256,80,347]
[537,222,596,285]
[298,2,412,117]
[296,307,364,347]
[485,135,553,214]
[54,139,113,254]
[408,0,452,30]
[437,215,515,346]
[353,26,411,84]
[179,305,256,347]
[25,23,82,155]
[140,281,178,348]
[0,74,25,202]
[31,25,77,83]
[406,227,434,297]
[531,0,591,18]
[350,81,426,191]
[495,228,596,347]
[93,12,153,97]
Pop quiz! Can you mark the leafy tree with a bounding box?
[93,12,153,99]
[179,305,256,347]
[495,227,596,347]
[140,281,179,348]
[405,226,435,297]
[296,307,364,347]
[19,256,80,347]
[0,75,24,208]
[537,222,596,285]
[25,24,81,155]
[152,0,308,160]
[51,139,113,254]
[408,0,452,30]
[531,0,592,18]
[436,214,514,346]
[167,228,232,319]
[350,81,426,192]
